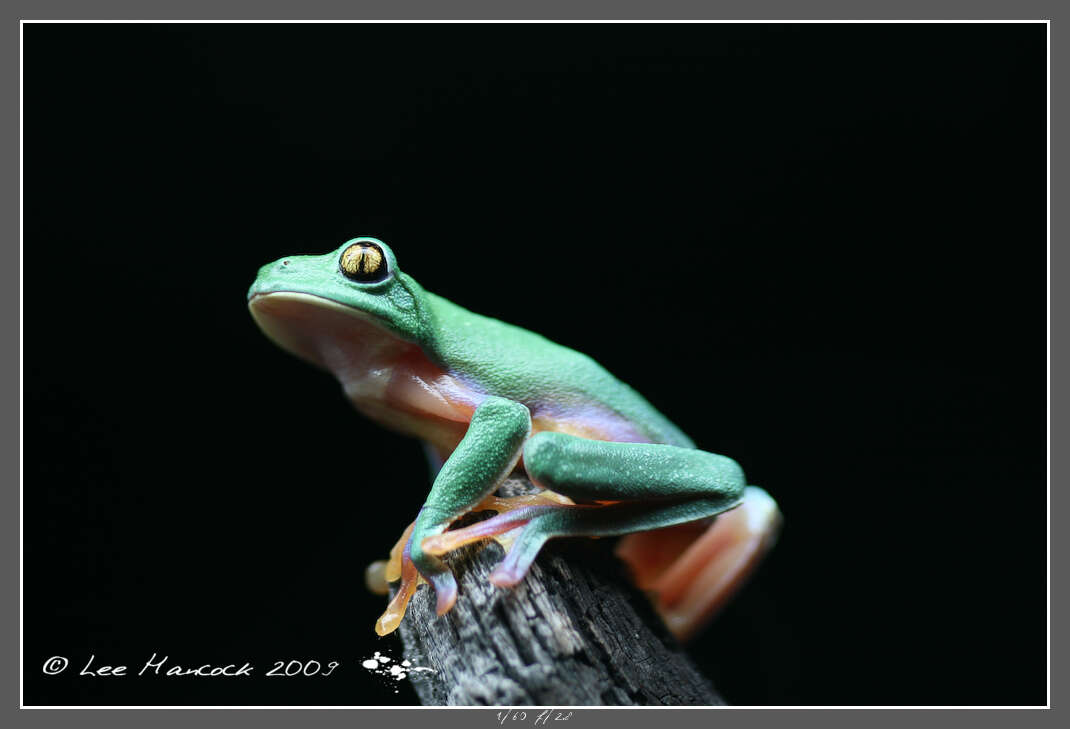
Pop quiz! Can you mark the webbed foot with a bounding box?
[422,494,613,589]
[373,516,465,635]
[420,490,574,557]
[373,493,574,634]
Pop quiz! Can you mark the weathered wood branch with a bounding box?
[395,477,724,706]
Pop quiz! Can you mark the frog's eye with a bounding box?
[339,242,389,283]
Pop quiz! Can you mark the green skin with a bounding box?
[248,237,751,619]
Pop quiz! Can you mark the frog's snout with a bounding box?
[248,258,296,300]
[267,258,293,276]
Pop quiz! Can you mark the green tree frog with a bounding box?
[248,238,780,641]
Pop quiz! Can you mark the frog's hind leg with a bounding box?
[480,497,747,590]
[616,486,781,642]
[423,431,773,640]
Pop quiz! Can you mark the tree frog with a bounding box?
[248,237,780,641]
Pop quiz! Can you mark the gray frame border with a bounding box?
[8,1,1057,728]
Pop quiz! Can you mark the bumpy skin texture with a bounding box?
[247,238,770,636]
[525,432,743,503]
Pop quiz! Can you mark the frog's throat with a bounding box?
[249,291,408,377]
[248,291,478,449]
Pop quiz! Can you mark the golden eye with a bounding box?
[339,242,388,283]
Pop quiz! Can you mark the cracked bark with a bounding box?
[394,477,725,706]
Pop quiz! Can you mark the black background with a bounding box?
[25,23,1045,706]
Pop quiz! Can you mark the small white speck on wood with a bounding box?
[393,477,725,706]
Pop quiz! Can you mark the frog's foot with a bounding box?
[373,519,456,634]
[420,490,574,556]
[365,559,390,596]
[615,486,781,642]
[426,487,780,640]
[422,493,738,590]
[375,527,425,636]
[375,540,461,636]
[422,503,572,587]
[384,520,416,584]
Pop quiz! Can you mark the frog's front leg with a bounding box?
[374,396,531,636]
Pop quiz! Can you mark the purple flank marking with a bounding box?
[531,403,651,443]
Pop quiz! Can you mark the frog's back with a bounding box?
[423,292,694,449]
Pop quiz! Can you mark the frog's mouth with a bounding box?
[248,291,415,385]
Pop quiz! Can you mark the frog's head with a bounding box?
[247,237,431,379]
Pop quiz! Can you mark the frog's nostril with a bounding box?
[282,260,290,266]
